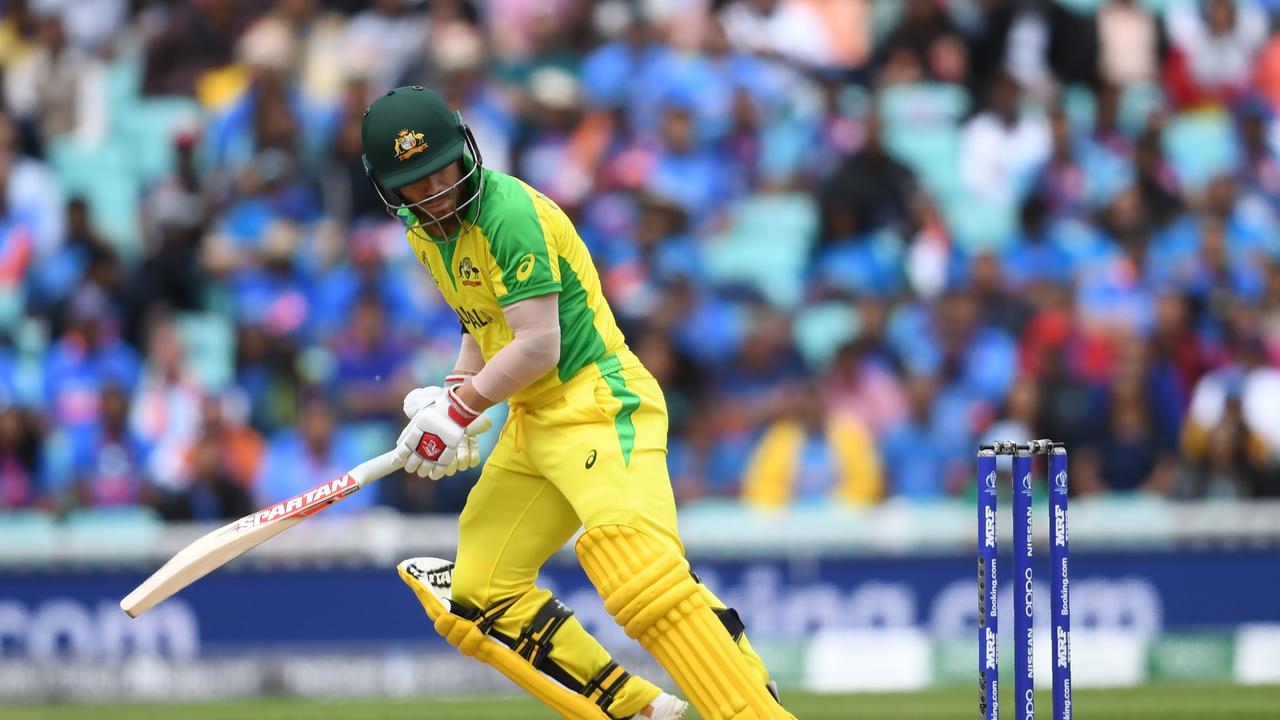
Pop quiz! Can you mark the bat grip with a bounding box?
[349,449,404,488]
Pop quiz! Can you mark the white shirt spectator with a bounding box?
[4,156,67,258]
[1166,0,1268,92]
[32,0,128,54]
[129,323,203,492]
[343,2,429,95]
[719,0,835,69]
[960,110,1051,206]
[4,29,108,146]
[1188,365,1280,459]
[1098,0,1158,86]
[1004,7,1050,90]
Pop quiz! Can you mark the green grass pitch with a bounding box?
[5,684,1278,719]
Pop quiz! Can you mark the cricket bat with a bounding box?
[120,449,403,618]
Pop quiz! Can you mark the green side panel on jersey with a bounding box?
[556,258,607,383]
[478,171,560,305]
[597,355,640,467]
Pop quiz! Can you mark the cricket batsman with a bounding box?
[362,86,793,720]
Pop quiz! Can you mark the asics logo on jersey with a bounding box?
[585,449,597,469]
[515,253,536,281]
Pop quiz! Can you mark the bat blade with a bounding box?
[120,450,401,618]
[120,513,300,618]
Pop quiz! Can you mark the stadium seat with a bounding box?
[703,193,818,309]
[1070,494,1176,548]
[7,320,47,408]
[45,139,142,258]
[792,302,860,371]
[0,510,57,564]
[885,125,962,201]
[1063,85,1096,133]
[104,53,143,118]
[120,98,203,187]
[0,286,22,336]
[1162,110,1239,190]
[64,506,165,559]
[878,84,970,127]
[879,84,968,201]
[174,312,235,391]
[1055,0,1105,13]
[105,53,202,186]
[1055,0,1179,16]
[1119,82,1165,136]
[869,0,904,40]
[946,194,1017,253]
[1140,0,1180,16]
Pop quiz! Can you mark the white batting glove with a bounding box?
[398,380,492,480]
[440,375,492,473]
[455,412,492,471]
[401,386,461,479]
[395,387,480,480]
[403,385,445,419]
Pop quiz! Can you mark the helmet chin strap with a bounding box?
[395,201,450,246]
[396,168,484,244]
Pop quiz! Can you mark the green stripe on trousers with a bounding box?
[596,355,640,467]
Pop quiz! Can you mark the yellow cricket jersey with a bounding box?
[406,168,630,404]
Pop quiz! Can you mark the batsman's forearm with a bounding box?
[455,381,496,413]
[451,333,485,378]
[466,294,561,407]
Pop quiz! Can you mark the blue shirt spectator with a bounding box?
[73,385,152,507]
[331,293,411,422]
[42,291,141,434]
[881,374,968,499]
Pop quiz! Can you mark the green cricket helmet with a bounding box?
[361,85,485,241]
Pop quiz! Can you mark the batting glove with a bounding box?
[394,381,488,476]
[402,385,445,420]
[395,386,475,480]
[401,379,492,478]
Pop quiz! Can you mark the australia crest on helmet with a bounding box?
[394,129,429,161]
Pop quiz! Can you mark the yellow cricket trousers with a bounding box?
[450,349,768,718]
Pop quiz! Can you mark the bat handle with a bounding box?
[350,449,404,488]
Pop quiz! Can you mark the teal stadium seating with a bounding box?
[64,506,164,559]
[704,192,819,309]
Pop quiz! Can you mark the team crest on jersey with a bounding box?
[458,257,483,287]
[394,129,428,161]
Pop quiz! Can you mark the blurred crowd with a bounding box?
[3,0,1280,522]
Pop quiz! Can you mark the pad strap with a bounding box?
[452,596,519,635]
[696,571,748,644]
[583,661,632,713]
[514,596,575,670]
[454,594,633,717]
[714,607,747,643]
[398,560,615,720]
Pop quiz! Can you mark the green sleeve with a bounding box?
[485,190,562,306]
